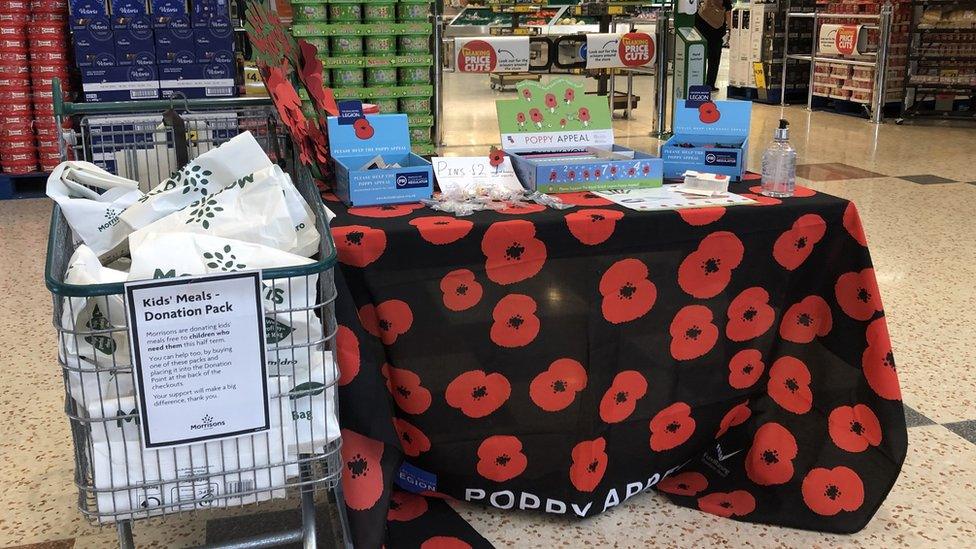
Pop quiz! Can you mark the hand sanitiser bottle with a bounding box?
[760,119,796,198]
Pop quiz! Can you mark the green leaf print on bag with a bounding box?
[84,304,117,355]
[138,171,180,203]
[185,196,224,229]
[115,408,140,429]
[265,317,295,344]
[153,268,191,279]
[181,164,215,196]
[289,381,325,400]
[203,245,247,271]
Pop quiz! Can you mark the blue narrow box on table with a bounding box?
[327,110,433,207]
[496,79,662,193]
[662,93,752,181]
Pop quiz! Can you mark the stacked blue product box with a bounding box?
[72,0,237,102]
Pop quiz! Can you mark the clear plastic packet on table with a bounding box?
[525,191,573,210]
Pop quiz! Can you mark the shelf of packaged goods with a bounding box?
[917,26,976,33]
[910,54,976,63]
[411,142,437,155]
[317,54,434,68]
[906,80,976,90]
[489,25,542,35]
[332,84,434,100]
[292,22,433,37]
[786,54,878,67]
[407,114,434,126]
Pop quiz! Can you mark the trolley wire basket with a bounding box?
[44,84,350,548]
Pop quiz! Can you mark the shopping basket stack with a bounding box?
[0,0,36,174]
[45,94,350,548]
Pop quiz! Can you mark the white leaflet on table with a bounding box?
[432,156,525,198]
[595,185,757,211]
[47,162,144,257]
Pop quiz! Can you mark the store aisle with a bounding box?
[2,93,975,547]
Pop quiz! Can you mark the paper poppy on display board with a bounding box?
[245,0,339,185]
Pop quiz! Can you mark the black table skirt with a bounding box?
[324,180,907,548]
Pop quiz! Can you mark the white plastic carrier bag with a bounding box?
[46,162,144,257]
[60,245,131,368]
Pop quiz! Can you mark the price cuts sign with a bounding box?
[455,37,530,73]
[818,24,866,56]
[585,33,655,69]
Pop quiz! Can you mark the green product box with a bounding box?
[331,36,363,56]
[409,126,431,142]
[373,98,399,113]
[292,3,329,22]
[399,97,430,113]
[397,3,428,21]
[329,3,361,22]
[363,3,395,22]
[398,35,429,54]
[398,66,430,85]
[365,35,396,55]
[332,67,364,87]
[367,67,397,86]
[302,36,330,55]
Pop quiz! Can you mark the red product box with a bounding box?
[2,163,40,174]
[1,0,30,14]
[26,23,66,39]
[0,63,30,76]
[30,0,67,12]
[29,50,69,64]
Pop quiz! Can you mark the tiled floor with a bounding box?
[2,57,976,548]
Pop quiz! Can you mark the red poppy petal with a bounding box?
[835,268,884,321]
[728,349,765,389]
[490,294,541,348]
[394,417,432,457]
[801,467,864,516]
[348,203,424,218]
[446,370,512,418]
[599,370,648,423]
[649,402,696,451]
[843,202,868,246]
[340,429,385,511]
[530,358,587,412]
[565,208,624,245]
[697,490,756,518]
[669,305,719,361]
[482,220,548,285]
[656,471,708,496]
[779,295,833,343]
[409,216,475,245]
[476,435,528,482]
[388,490,429,522]
[559,191,613,206]
[745,422,798,485]
[387,365,432,415]
[373,300,414,345]
[862,317,901,400]
[767,356,813,414]
[677,232,744,299]
[726,287,775,342]
[677,207,726,226]
[440,269,483,312]
[773,214,827,270]
[336,325,360,386]
[333,225,387,268]
[421,536,472,549]
[715,401,751,438]
[569,437,608,492]
[599,259,656,324]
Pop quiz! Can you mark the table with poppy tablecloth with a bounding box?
[324,183,907,549]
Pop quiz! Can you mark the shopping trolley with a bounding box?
[44,80,351,549]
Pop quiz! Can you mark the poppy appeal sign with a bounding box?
[495,79,614,153]
[585,32,656,69]
[818,24,866,56]
[455,37,531,73]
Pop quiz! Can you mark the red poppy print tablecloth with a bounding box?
[325,183,907,548]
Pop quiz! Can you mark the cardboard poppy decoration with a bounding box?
[657,471,708,496]
[476,435,528,482]
[488,146,505,168]
[530,358,587,412]
[569,437,608,492]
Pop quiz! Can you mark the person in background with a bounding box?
[696,0,733,91]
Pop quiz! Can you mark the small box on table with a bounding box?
[496,79,662,193]
[662,96,752,181]
[326,113,433,207]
